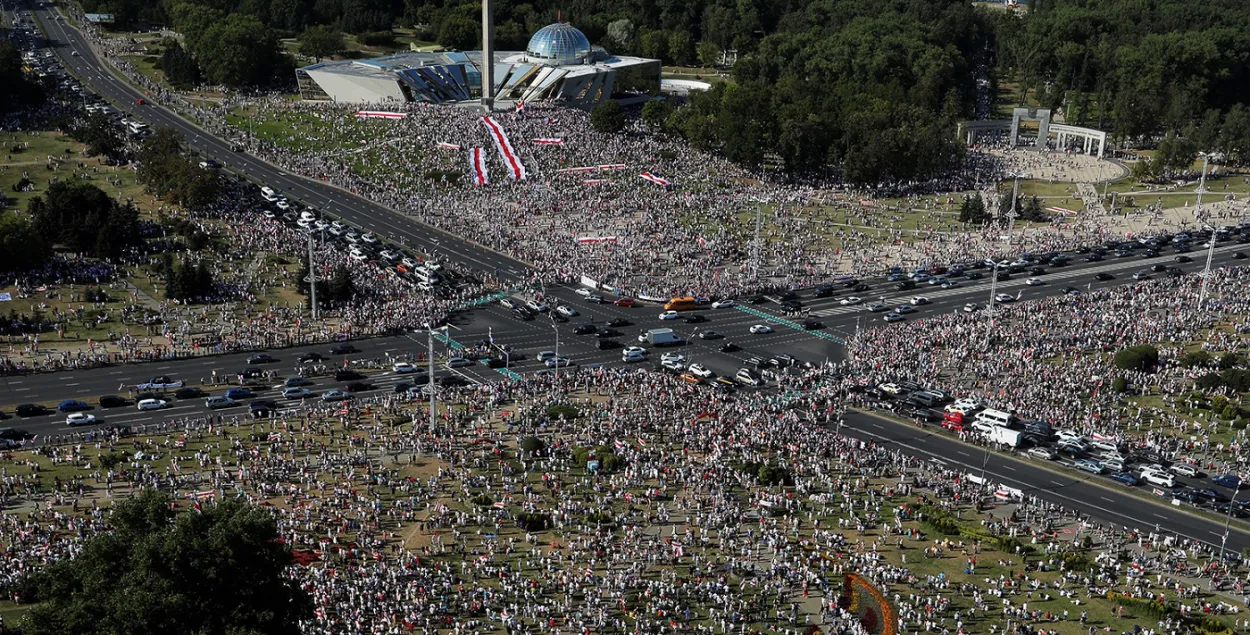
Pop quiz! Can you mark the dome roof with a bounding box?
[526,23,592,64]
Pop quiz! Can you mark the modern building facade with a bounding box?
[296,23,661,109]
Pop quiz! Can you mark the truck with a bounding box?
[641,328,683,347]
[988,426,1024,448]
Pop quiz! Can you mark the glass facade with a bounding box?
[526,23,591,65]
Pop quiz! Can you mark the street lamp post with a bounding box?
[423,324,444,435]
[986,262,1000,342]
[307,228,318,321]
[551,321,560,381]
[1217,489,1240,575]
[1195,154,1215,310]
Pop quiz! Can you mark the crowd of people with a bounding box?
[3,366,1249,635]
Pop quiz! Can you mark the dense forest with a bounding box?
[74,0,1250,182]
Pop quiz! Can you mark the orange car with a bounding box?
[679,373,702,385]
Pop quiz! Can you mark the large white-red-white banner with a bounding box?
[532,138,564,145]
[640,172,672,188]
[575,236,618,244]
[469,148,489,186]
[480,116,526,180]
[556,164,627,174]
[582,179,613,185]
[436,142,461,150]
[356,111,406,119]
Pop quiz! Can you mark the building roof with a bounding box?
[525,23,591,65]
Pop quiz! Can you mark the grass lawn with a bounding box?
[0,395,1240,635]
[121,53,165,85]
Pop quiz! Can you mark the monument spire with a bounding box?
[481,0,495,110]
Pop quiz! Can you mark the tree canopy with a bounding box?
[136,127,221,209]
[0,212,52,273]
[20,489,313,635]
[27,181,140,259]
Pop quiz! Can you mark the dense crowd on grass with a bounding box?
[2,367,1249,635]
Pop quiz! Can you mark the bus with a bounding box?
[664,296,696,311]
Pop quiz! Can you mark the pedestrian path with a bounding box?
[431,331,465,350]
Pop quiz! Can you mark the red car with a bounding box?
[614,297,635,307]
[136,98,145,105]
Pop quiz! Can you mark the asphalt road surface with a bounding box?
[836,410,1250,553]
[30,3,532,282]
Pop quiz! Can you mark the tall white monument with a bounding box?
[480,0,494,110]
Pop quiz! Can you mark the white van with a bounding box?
[974,408,1014,428]
[261,187,278,202]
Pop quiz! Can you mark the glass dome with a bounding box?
[526,23,592,65]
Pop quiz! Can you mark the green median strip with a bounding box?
[733,306,845,344]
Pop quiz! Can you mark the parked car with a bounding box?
[1074,459,1105,474]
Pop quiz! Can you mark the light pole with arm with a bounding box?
[551,320,560,381]
[1195,154,1215,310]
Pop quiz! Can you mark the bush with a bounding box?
[1180,350,1215,368]
[514,512,550,531]
[423,170,463,183]
[520,436,546,456]
[1114,345,1159,372]
[97,452,125,469]
[757,464,793,486]
[1218,352,1245,370]
[1061,551,1092,571]
[358,31,395,47]
[470,494,494,506]
[1112,376,1128,393]
[546,404,580,420]
[586,511,614,526]
[923,516,961,535]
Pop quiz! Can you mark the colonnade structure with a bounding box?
[958,108,1107,158]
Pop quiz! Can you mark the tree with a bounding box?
[668,29,695,66]
[437,16,479,50]
[639,29,669,62]
[641,98,672,131]
[136,127,188,197]
[606,19,635,52]
[589,99,626,134]
[299,25,345,62]
[0,41,42,115]
[959,193,989,225]
[159,40,201,88]
[1113,345,1160,372]
[1014,195,1047,222]
[0,213,51,273]
[696,40,721,68]
[27,181,138,258]
[76,111,126,160]
[20,489,312,635]
[327,265,355,303]
[194,14,283,87]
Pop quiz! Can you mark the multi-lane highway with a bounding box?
[837,410,1250,553]
[29,2,531,281]
[5,241,1246,422]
